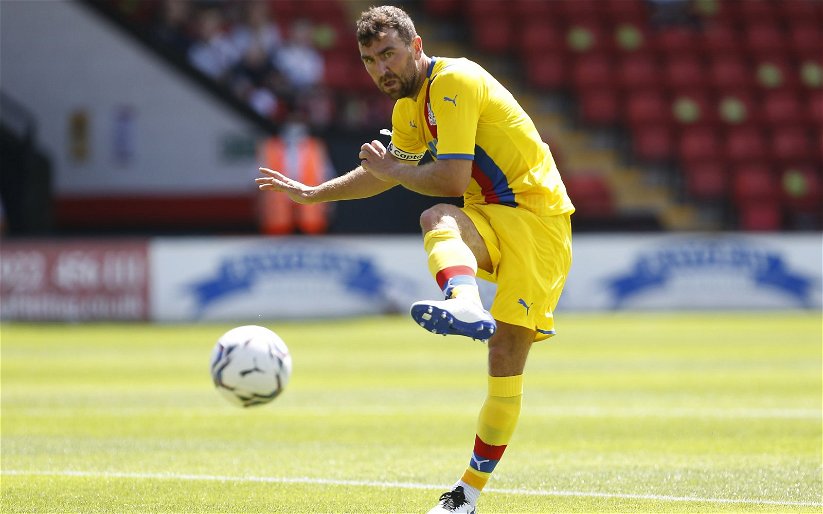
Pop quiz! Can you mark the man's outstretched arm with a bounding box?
[255,164,398,204]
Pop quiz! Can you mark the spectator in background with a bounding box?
[230,1,282,60]
[272,18,326,124]
[152,0,194,54]
[275,19,325,95]
[188,7,240,80]
[230,41,281,119]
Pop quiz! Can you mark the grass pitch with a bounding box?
[1,313,821,513]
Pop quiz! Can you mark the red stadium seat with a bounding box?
[617,52,659,90]
[603,0,649,24]
[724,125,769,165]
[578,87,620,126]
[625,89,670,126]
[631,124,675,162]
[771,128,813,164]
[472,18,513,54]
[737,0,779,23]
[563,173,616,218]
[663,55,706,90]
[653,27,695,55]
[518,21,566,56]
[780,165,823,216]
[708,55,755,91]
[572,53,613,89]
[737,201,783,231]
[682,160,729,201]
[511,0,555,21]
[561,0,603,22]
[716,90,759,126]
[732,163,780,205]
[671,90,715,126]
[762,91,804,127]
[743,23,788,55]
[781,0,823,22]
[678,125,722,162]
[789,23,823,59]
[525,54,567,89]
[423,0,461,18]
[699,24,742,56]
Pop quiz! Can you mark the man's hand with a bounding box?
[255,167,316,204]
[358,140,397,182]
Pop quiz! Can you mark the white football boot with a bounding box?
[427,486,477,514]
[410,297,496,342]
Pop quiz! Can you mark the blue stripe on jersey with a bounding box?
[474,146,517,206]
[437,153,474,160]
[536,328,556,335]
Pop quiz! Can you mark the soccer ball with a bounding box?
[210,325,292,408]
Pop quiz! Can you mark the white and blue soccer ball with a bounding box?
[210,325,292,408]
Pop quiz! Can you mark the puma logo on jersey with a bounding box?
[444,94,458,106]
[518,298,533,315]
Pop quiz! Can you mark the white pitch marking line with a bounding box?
[2,470,821,508]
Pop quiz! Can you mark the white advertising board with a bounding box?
[559,234,822,311]
[150,237,443,322]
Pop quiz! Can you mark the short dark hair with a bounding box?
[356,5,417,47]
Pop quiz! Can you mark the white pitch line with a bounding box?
[3,469,821,508]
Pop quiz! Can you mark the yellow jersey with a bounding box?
[388,57,575,217]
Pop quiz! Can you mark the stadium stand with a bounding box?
[422,0,822,231]
[98,0,822,231]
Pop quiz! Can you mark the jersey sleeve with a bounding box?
[389,102,427,163]
[429,67,484,160]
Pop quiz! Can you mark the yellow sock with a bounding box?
[460,375,523,491]
[423,227,480,302]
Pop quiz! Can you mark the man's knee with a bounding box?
[419,203,461,233]
[487,322,535,376]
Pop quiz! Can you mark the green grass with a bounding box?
[1,313,821,513]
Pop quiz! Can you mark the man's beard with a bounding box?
[379,60,419,100]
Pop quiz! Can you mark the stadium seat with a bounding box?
[561,0,603,22]
[732,163,780,205]
[511,0,555,21]
[737,201,783,231]
[781,0,823,23]
[518,21,566,56]
[578,87,620,126]
[678,125,722,162]
[572,53,613,90]
[789,23,822,59]
[699,24,742,56]
[743,23,788,55]
[566,22,609,54]
[631,124,675,162]
[472,18,513,54]
[724,125,769,165]
[780,165,823,217]
[603,0,649,24]
[524,54,567,89]
[616,52,659,90]
[708,55,755,91]
[670,90,714,126]
[625,89,670,126]
[653,27,695,55]
[771,127,813,164]
[762,91,804,127]
[716,90,758,126]
[664,55,706,90]
[563,173,616,218]
[682,160,729,202]
[737,0,779,23]
[423,0,461,18]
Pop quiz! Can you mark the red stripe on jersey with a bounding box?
[435,265,476,290]
[471,161,502,204]
[473,435,507,460]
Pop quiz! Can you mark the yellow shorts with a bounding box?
[463,204,573,342]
